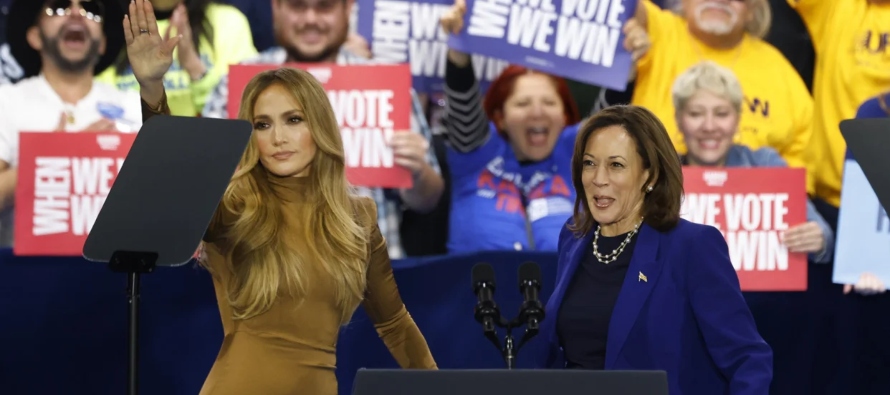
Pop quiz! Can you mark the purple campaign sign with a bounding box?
[356,0,509,94]
[448,0,637,91]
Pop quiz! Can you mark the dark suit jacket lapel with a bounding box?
[605,224,662,369]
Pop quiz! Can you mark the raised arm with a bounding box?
[438,0,491,153]
[124,0,179,121]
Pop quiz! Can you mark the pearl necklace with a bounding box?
[592,219,643,264]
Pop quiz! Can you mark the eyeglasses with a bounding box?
[44,0,104,23]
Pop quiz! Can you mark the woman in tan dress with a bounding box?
[121,1,438,393]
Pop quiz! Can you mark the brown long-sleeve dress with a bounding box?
[142,95,438,395]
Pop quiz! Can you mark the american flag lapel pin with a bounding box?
[639,271,648,283]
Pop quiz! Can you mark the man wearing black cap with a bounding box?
[0,0,141,247]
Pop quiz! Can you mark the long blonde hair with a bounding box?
[206,67,368,324]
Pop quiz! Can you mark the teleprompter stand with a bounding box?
[108,251,158,395]
[83,115,252,395]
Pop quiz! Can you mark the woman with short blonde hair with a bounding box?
[672,60,833,262]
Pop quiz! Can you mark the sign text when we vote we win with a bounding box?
[467,0,627,66]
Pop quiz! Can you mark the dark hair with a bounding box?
[482,65,580,138]
[114,0,214,73]
[569,105,683,236]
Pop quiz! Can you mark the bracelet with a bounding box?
[149,93,168,113]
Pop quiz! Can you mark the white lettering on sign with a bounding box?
[328,89,397,169]
[507,0,558,52]
[31,156,125,237]
[681,192,792,272]
[341,128,395,168]
[372,1,410,63]
[328,90,395,128]
[467,0,512,38]
[33,157,71,235]
[463,0,626,66]
[370,1,509,81]
[553,0,623,66]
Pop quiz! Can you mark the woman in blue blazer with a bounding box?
[536,104,773,394]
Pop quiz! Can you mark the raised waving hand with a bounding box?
[123,0,181,106]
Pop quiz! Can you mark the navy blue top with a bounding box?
[557,230,638,370]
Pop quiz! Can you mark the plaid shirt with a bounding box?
[202,47,439,259]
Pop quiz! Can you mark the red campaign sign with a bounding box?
[681,167,808,291]
[228,63,413,189]
[14,132,136,256]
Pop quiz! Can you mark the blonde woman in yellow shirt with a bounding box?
[97,0,257,116]
[600,0,815,193]
[786,0,890,213]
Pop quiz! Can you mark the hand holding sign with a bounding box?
[344,32,373,60]
[389,131,430,178]
[622,18,649,62]
[783,221,825,255]
[440,0,472,67]
[440,0,467,35]
[843,272,887,296]
[681,167,808,291]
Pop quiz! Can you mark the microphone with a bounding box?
[517,261,545,331]
[472,262,500,333]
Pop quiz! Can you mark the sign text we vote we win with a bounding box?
[226,64,414,189]
[328,89,400,170]
[451,0,635,89]
[680,167,808,291]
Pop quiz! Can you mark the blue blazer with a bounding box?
[537,218,773,395]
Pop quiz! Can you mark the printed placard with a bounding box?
[227,64,413,189]
[448,0,636,90]
[681,167,808,291]
[833,151,890,286]
[14,132,135,256]
[357,0,509,94]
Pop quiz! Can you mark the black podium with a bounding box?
[82,115,252,395]
[351,369,669,395]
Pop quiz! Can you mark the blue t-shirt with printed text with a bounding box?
[447,123,579,253]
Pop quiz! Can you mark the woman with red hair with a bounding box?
[438,0,648,253]
[438,2,582,253]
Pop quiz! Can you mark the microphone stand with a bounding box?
[503,320,517,370]
[499,314,540,370]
